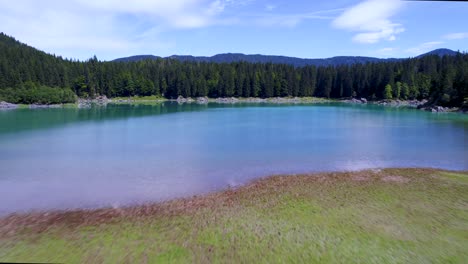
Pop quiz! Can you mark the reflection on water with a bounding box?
[0,103,467,214]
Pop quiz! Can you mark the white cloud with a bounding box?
[68,0,230,29]
[333,0,404,44]
[443,32,468,40]
[0,0,238,60]
[254,13,332,27]
[405,41,444,54]
[252,8,344,28]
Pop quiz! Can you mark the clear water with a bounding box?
[0,103,467,214]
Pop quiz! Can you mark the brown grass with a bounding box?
[0,167,452,238]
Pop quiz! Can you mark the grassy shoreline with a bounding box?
[1,168,467,263]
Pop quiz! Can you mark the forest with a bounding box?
[0,33,467,106]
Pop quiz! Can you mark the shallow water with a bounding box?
[0,103,467,214]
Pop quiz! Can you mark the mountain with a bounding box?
[114,55,161,62]
[114,53,398,66]
[417,48,459,58]
[167,54,400,67]
[113,49,459,67]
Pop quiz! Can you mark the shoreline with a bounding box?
[1,97,465,113]
[1,168,467,262]
[1,167,466,232]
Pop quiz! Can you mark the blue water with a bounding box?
[0,103,467,214]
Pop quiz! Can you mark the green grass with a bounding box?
[15,104,29,109]
[15,103,79,109]
[1,168,467,263]
[111,95,166,101]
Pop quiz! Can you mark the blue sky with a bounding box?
[1,0,467,60]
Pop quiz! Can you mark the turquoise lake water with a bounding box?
[0,103,467,214]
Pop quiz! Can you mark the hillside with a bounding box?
[1,33,467,108]
[113,50,459,66]
[418,48,459,58]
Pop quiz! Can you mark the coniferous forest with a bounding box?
[0,33,467,106]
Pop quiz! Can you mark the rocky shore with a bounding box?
[175,96,329,104]
[0,101,17,109]
[341,97,462,113]
[2,96,466,113]
[78,95,110,108]
[28,104,63,109]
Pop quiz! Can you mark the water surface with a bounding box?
[1,103,467,214]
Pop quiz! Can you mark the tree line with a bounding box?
[1,33,467,106]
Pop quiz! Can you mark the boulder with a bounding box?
[176,96,187,103]
[95,95,109,104]
[0,101,18,109]
[436,106,446,112]
[196,97,209,104]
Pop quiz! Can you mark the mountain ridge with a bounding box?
[113,49,460,67]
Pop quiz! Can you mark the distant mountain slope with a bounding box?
[417,48,459,58]
[114,53,398,66]
[167,53,401,67]
[113,49,459,67]
[114,55,161,62]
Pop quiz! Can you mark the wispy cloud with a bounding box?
[377,47,397,56]
[405,41,444,54]
[332,0,404,44]
[265,4,276,12]
[249,8,344,27]
[443,32,468,40]
[0,0,239,59]
[1,0,345,59]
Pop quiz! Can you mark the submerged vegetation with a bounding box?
[1,168,467,263]
[0,33,467,106]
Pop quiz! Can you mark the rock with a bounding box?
[78,99,92,108]
[94,95,108,105]
[176,96,187,103]
[244,98,266,103]
[352,98,360,103]
[29,104,62,109]
[436,106,447,112]
[360,98,367,103]
[196,97,209,104]
[117,99,132,103]
[425,106,447,113]
[215,97,238,103]
[0,101,18,109]
[344,98,363,104]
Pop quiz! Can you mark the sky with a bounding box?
[0,0,467,61]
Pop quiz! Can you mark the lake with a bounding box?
[0,103,467,214]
